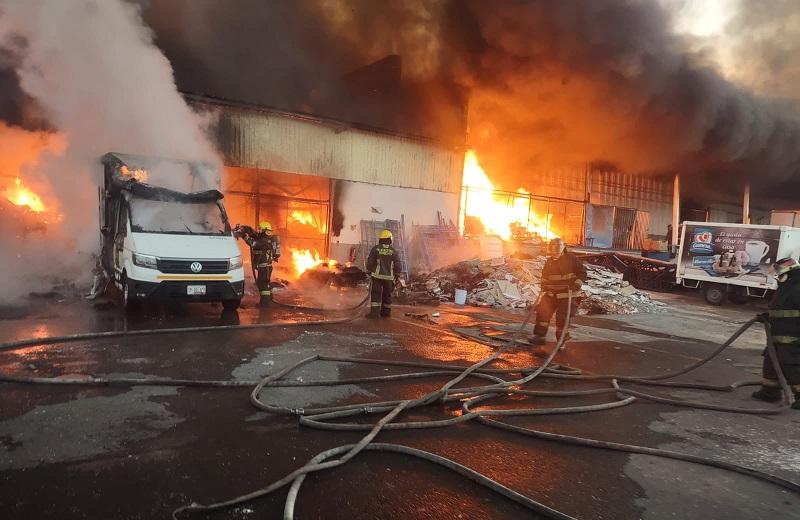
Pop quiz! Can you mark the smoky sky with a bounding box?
[0,43,49,131]
[4,0,800,201]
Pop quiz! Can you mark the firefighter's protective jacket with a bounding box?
[246,233,281,268]
[768,272,800,345]
[541,251,586,298]
[366,243,398,281]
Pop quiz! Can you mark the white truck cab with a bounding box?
[99,153,244,311]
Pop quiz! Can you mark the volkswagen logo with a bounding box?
[190,261,203,273]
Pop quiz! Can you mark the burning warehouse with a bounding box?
[4,0,800,300]
[5,3,800,520]
[182,54,469,282]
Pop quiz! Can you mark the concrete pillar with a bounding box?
[672,174,680,247]
[743,182,751,224]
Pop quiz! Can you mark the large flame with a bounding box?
[5,178,46,213]
[290,248,337,277]
[289,210,327,234]
[461,150,557,240]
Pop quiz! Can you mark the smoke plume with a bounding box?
[141,0,800,199]
[718,0,800,102]
[0,0,221,302]
[459,0,800,193]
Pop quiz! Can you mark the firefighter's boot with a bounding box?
[530,335,546,346]
[366,307,380,319]
[751,385,782,402]
[380,307,391,318]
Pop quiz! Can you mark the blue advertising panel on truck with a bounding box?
[676,221,800,304]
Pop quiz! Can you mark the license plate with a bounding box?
[187,285,206,296]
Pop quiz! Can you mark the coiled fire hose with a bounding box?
[0,291,797,520]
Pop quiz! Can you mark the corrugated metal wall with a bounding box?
[208,104,463,194]
[708,203,770,224]
[528,165,587,201]
[524,165,673,238]
[590,170,673,237]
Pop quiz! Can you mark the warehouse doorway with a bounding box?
[224,167,331,278]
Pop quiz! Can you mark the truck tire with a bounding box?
[703,283,727,306]
[222,299,241,311]
[729,286,750,304]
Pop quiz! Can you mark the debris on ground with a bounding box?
[409,256,665,315]
[404,312,440,323]
[298,264,368,287]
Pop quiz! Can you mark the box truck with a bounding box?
[98,153,244,311]
[676,221,800,305]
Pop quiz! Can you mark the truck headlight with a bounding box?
[229,255,243,270]
[133,253,158,269]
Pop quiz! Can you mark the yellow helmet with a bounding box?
[380,229,393,240]
[259,221,273,233]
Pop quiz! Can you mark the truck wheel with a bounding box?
[729,287,750,304]
[703,283,727,306]
[222,299,241,311]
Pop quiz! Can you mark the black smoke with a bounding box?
[0,42,50,131]
[0,0,768,209]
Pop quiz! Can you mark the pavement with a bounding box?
[1,286,799,520]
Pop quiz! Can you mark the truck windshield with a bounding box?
[129,198,229,235]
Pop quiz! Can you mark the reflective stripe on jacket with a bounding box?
[767,274,800,345]
[246,233,281,266]
[366,244,397,280]
[541,251,586,296]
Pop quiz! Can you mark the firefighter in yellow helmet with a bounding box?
[366,229,399,318]
[531,238,585,345]
[233,221,281,307]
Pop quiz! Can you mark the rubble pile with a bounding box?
[580,264,665,314]
[410,256,664,315]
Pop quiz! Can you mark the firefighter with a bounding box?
[530,238,586,345]
[234,222,281,307]
[366,229,398,319]
[752,257,800,409]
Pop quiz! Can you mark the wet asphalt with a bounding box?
[1,288,799,520]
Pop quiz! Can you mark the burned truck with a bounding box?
[98,153,244,311]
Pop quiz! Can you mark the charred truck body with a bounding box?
[99,153,245,310]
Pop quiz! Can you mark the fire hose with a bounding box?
[271,290,369,312]
[0,292,797,520]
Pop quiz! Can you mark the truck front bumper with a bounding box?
[128,279,244,302]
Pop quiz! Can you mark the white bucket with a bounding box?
[454,288,467,305]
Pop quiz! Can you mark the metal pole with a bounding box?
[254,170,261,227]
[325,179,333,257]
[527,193,533,237]
[672,174,680,249]
[743,182,751,224]
[460,186,469,236]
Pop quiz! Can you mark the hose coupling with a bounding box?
[291,407,305,415]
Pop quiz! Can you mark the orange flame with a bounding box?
[120,165,148,182]
[461,150,557,240]
[5,178,45,213]
[289,210,327,233]
[290,248,337,278]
